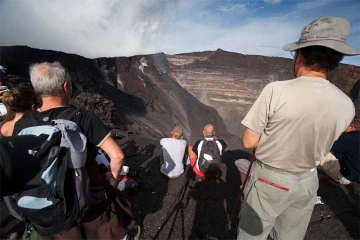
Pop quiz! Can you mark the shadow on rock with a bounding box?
[129,155,170,235]
[151,167,193,240]
[316,178,360,240]
[222,149,252,237]
[190,177,228,239]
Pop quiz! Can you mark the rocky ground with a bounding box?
[123,135,360,240]
[1,134,359,239]
[98,134,359,240]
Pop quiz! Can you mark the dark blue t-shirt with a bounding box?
[331,130,360,182]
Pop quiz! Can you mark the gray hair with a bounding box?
[29,62,71,96]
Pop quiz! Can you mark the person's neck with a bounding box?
[40,96,69,112]
[12,112,24,121]
[296,67,326,79]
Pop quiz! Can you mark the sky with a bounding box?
[1,0,359,66]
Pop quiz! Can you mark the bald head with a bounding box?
[203,124,215,137]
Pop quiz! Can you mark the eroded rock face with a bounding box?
[167,49,360,136]
[0,46,233,144]
[1,46,358,141]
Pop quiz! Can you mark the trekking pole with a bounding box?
[227,149,256,231]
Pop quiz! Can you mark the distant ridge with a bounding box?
[167,49,360,136]
[1,45,359,139]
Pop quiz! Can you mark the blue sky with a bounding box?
[1,0,359,66]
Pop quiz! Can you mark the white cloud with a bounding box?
[216,4,247,14]
[295,0,339,11]
[0,0,359,67]
[263,0,282,4]
[0,0,169,57]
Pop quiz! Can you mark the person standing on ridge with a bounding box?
[11,62,140,240]
[237,17,358,240]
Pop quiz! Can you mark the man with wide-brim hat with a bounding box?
[283,17,360,55]
[237,17,358,240]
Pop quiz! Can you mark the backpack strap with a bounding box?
[55,107,82,123]
[31,107,82,125]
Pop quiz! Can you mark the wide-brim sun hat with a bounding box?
[283,17,360,56]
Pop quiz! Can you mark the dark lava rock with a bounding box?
[168,48,360,137]
[0,46,234,144]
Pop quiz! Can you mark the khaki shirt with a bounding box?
[242,77,355,172]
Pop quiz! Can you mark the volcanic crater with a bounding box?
[0,46,359,239]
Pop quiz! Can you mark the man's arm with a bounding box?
[80,110,124,180]
[241,83,275,149]
[188,144,198,167]
[191,140,201,157]
[243,128,261,149]
[99,136,125,179]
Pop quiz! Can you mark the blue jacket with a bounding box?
[331,130,360,182]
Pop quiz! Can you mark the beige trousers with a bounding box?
[318,153,351,185]
[237,161,318,240]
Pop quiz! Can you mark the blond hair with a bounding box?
[171,125,183,140]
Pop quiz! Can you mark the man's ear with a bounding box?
[295,50,303,65]
[344,124,356,133]
[63,81,71,93]
[63,82,67,93]
[31,104,36,111]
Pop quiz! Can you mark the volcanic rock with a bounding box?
[0,46,234,145]
[167,48,360,137]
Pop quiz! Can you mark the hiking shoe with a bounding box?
[125,225,141,240]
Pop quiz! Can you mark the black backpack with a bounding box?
[198,138,221,175]
[3,108,91,237]
[0,136,41,198]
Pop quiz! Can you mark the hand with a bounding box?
[105,172,117,186]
